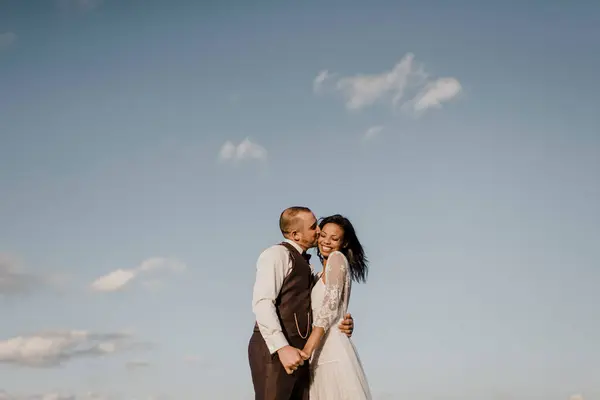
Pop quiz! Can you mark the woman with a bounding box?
[301,214,372,399]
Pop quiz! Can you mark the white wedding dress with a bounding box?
[309,251,372,400]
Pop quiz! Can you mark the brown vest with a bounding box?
[254,242,314,349]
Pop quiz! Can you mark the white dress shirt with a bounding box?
[252,239,313,354]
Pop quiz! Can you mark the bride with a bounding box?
[301,214,372,399]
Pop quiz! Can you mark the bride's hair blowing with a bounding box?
[316,214,369,283]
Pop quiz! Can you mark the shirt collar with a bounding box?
[283,238,304,255]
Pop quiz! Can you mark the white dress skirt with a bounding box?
[309,251,372,400]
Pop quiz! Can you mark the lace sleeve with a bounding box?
[313,251,347,331]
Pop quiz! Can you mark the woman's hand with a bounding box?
[301,346,313,361]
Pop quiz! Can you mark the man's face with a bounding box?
[291,211,319,251]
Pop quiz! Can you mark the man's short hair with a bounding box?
[279,206,312,236]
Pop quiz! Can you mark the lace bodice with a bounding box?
[312,251,351,331]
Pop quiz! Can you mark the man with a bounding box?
[248,206,355,400]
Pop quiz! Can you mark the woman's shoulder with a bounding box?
[328,251,348,265]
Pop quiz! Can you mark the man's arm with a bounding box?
[251,245,291,354]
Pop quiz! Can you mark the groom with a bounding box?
[248,206,354,400]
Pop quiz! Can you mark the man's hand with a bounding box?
[277,346,308,375]
[337,313,354,337]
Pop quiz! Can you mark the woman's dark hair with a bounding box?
[316,214,368,283]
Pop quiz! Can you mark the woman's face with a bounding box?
[318,223,344,258]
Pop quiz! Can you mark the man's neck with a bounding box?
[283,238,305,254]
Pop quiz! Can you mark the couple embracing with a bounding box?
[248,206,372,399]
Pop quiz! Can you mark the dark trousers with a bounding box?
[248,331,310,400]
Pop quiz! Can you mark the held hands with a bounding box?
[277,345,309,375]
[337,313,354,337]
[300,346,313,361]
[277,314,353,374]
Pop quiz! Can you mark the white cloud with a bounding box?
[314,52,460,114]
[90,257,186,293]
[235,138,267,160]
[218,140,236,160]
[313,70,332,93]
[327,53,426,110]
[412,77,462,112]
[218,138,267,163]
[0,32,17,49]
[363,125,384,140]
[90,269,135,292]
[0,330,140,367]
[569,395,584,400]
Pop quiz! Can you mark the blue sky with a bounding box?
[1,0,599,399]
